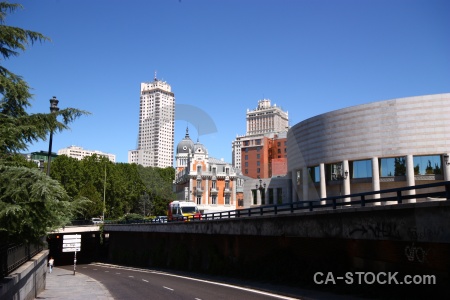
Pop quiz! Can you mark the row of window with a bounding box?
[307,155,444,183]
[197,195,231,205]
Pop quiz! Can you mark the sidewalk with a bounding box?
[35,267,114,300]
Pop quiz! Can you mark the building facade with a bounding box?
[287,93,450,203]
[174,128,243,213]
[58,146,116,162]
[232,99,289,177]
[128,75,175,168]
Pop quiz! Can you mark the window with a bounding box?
[257,161,260,166]
[225,195,230,205]
[211,195,217,205]
[352,160,372,178]
[252,189,257,205]
[245,155,248,160]
[308,166,320,183]
[197,180,201,189]
[196,196,201,205]
[380,157,406,176]
[256,154,260,159]
[212,180,216,189]
[277,188,282,204]
[225,180,230,189]
[255,139,261,145]
[257,168,260,173]
[413,155,442,175]
[268,188,274,204]
[257,147,261,152]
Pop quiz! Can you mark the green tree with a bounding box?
[0,2,89,243]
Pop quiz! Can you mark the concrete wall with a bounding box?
[104,201,450,296]
[0,250,48,300]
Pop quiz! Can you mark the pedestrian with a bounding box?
[48,257,54,273]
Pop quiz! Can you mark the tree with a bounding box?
[0,2,90,244]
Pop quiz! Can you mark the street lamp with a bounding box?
[46,96,59,176]
[255,179,266,205]
[332,163,348,197]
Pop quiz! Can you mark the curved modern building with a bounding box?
[287,93,450,203]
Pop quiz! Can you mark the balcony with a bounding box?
[210,188,218,195]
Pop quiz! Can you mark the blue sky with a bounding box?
[5,0,450,164]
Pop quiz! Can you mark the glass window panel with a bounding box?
[413,155,442,175]
[380,157,406,176]
[352,160,372,178]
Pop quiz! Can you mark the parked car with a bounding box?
[91,217,103,224]
[154,216,168,223]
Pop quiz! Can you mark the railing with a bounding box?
[1,242,44,279]
[105,181,450,224]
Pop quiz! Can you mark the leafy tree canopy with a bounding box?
[0,2,90,244]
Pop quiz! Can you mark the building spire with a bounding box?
[154,70,157,81]
[185,126,189,138]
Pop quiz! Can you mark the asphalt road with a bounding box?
[59,263,361,300]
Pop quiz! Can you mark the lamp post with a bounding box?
[332,162,348,196]
[255,179,266,205]
[46,97,59,176]
[103,164,106,221]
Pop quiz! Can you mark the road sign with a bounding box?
[63,243,81,248]
[63,247,81,252]
[63,234,81,239]
[63,238,81,244]
[63,234,81,252]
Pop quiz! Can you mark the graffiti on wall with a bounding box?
[348,220,401,239]
[404,243,429,263]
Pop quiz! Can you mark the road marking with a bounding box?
[129,275,134,278]
[163,286,174,291]
[142,279,149,282]
[105,271,109,272]
[91,263,299,300]
[116,272,121,274]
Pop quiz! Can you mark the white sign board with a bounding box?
[63,243,81,248]
[63,247,81,252]
[63,238,81,244]
[63,234,81,239]
[63,234,81,252]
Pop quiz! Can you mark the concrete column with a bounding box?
[232,178,236,206]
[372,157,381,205]
[343,160,351,202]
[292,170,299,202]
[205,178,209,205]
[188,178,191,201]
[405,154,416,203]
[302,167,309,203]
[444,154,450,181]
[320,163,326,205]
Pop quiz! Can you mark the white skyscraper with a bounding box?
[128,75,175,168]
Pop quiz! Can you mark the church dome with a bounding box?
[176,127,195,154]
[194,140,207,154]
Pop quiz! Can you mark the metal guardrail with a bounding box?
[105,181,450,224]
[1,242,44,279]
